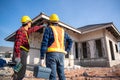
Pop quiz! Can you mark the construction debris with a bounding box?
[0,64,120,80]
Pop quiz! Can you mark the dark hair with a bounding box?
[51,22,58,25]
[22,23,28,27]
[22,21,31,27]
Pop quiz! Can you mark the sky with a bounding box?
[0,0,120,47]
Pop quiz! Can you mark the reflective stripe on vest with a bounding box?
[47,25,67,54]
[20,46,29,52]
[20,30,29,52]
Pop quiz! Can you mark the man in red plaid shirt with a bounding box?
[13,16,43,80]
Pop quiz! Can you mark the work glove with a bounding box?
[40,59,45,67]
[15,57,21,65]
[42,23,48,27]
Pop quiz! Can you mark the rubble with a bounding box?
[0,67,13,80]
[0,65,120,80]
[112,64,120,76]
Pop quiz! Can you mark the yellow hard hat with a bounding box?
[21,16,32,23]
[49,14,59,22]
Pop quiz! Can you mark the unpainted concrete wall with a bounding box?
[105,29,120,67]
[27,28,120,67]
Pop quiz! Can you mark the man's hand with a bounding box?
[42,23,48,27]
[15,57,21,64]
[40,59,45,67]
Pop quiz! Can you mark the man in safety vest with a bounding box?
[40,14,73,80]
[13,16,43,80]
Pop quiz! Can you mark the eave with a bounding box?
[5,13,81,42]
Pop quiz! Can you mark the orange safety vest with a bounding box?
[47,25,67,54]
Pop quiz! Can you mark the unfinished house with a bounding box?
[77,23,120,67]
[5,13,120,67]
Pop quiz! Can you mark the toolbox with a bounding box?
[33,66,51,79]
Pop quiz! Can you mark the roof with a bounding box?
[0,46,13,53]
[77,22,120,41]
[5,12,81,42]
[77,22,113,32]
[31,12,81,34]
[4,13,120,42]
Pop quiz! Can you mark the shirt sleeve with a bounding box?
[40,27,50,59]
[65,32,73,53]
[14,30,23,58]
[28,26,43,34]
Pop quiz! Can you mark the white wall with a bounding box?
[27,29,80,67]
[79,29,105,59]
[27,28,120,67]
[27,32,43,65]
[79,29,104,42]
[64,29,80,67]
[105,30,120,66]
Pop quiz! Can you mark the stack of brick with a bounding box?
[64,67,120,80]
[112,64,120,76]
[24,67,120,80]
[65,68,86,80]
[1,65,119,80]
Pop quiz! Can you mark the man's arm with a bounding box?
[40,27,50,59]
[14,30,23,58]
[28,26,43,34]
[65,33,73,53]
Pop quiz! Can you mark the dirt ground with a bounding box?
[0,64,120,80]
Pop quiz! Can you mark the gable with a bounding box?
[5,13,81,42]
[77,22,120,41]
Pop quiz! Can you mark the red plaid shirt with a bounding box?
[14,26,43,58]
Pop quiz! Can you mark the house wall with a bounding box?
[105,30,120,67]
[27,32,43,65]
[27,29,80,67]
[27,28,120,67]
[78,29,109,67]
[80,29,104,41]
[63,29,80,68]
